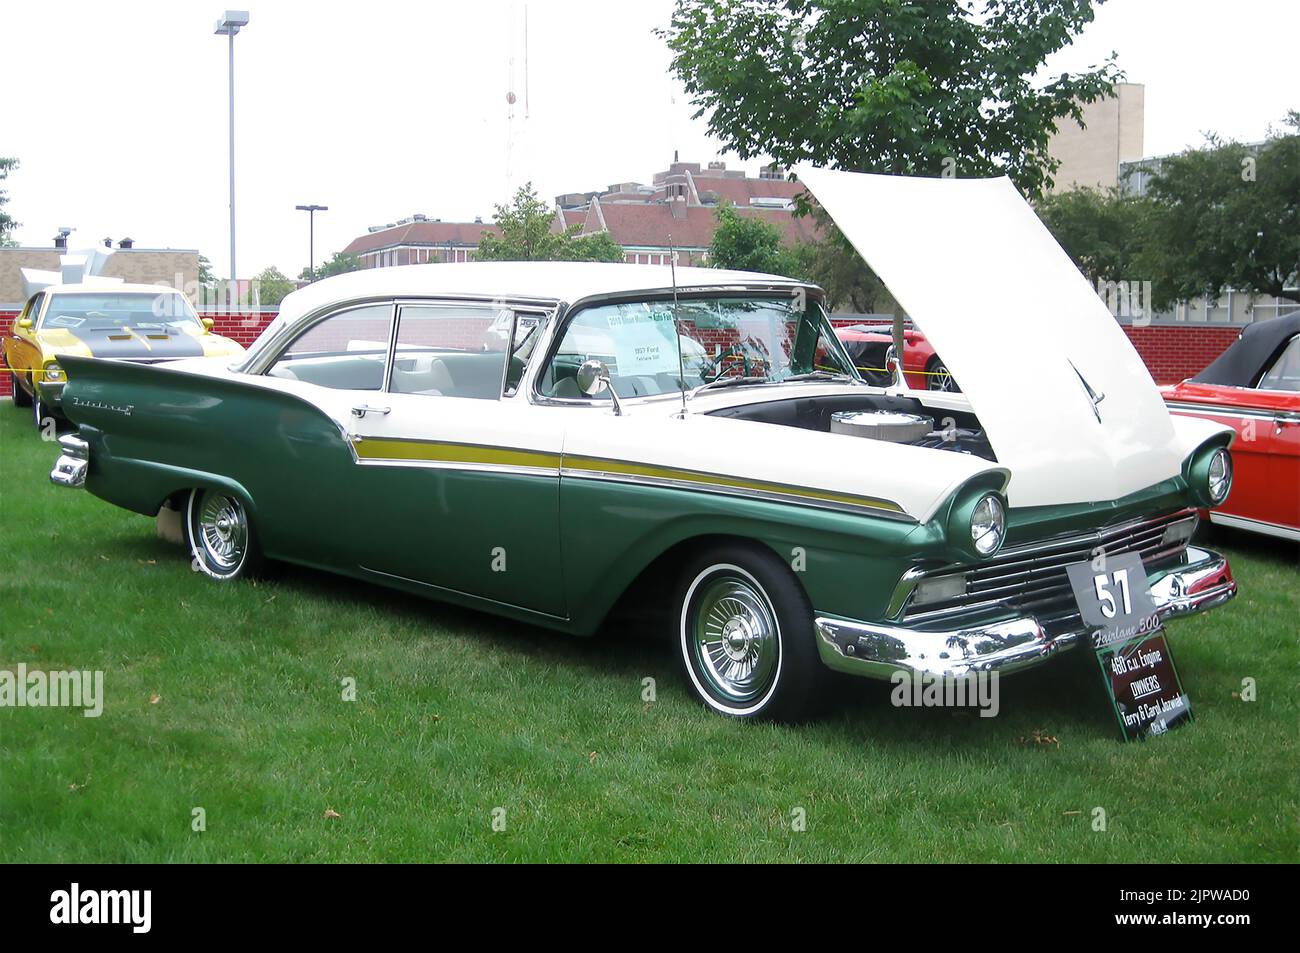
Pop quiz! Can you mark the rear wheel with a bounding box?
[11,372,32,407]
[186,487,265,580]
[676,544,828,721]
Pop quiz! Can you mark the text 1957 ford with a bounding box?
[49,171,1238,719]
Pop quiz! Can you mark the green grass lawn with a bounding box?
[1,405,1296,863]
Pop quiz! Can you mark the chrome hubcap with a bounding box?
[692,575,779,704]
[930,363,956,392]
[198,493,247,572]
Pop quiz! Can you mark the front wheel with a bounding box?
[186,487,265,580]
[676,545,828,721]
[926,357,959,393]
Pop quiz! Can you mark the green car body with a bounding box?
[48,260,1239,719]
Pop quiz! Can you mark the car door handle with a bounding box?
[351,404,391,418]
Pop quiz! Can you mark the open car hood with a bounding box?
[799,168,1186,508]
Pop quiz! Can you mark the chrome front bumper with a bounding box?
[49,434,89,488]
[816,545,1236,680]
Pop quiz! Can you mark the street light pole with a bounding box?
[214,11,249,305]
[295,205,328,279]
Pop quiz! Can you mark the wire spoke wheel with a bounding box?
[193,491,249,574]
[688,571,780,706]
[928,360,958,392]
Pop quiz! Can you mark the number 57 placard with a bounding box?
[1066,552,1192,741]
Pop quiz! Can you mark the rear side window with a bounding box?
[1258,336,1300,392]
[266,303,394,390]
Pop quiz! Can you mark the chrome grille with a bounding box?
[902,510,1196,626]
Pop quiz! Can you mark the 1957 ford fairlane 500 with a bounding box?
[48,171,1238,719]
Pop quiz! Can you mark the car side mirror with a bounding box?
[576,359,623,416]
[18,318,32,330]
[201,317,214,331]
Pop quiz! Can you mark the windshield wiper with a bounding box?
[782,371,858,384]
[689,376,773,398]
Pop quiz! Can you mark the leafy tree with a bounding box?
[253,266,296,306]
[300,251,362,281]
[708,204,893,312]
[1034,187,1149,287]
[1136,115,1299,307]
[476,183,624,262]
[660,0,1122,199]
[564,231,627,263]
[707,204,807,277]
[0,157,19,246]
[797,210,894,313]
[198,254,216,287]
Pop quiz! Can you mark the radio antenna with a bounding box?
[669,238,687,419]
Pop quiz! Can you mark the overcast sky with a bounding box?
[1,0,1295,280]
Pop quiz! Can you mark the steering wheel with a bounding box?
[703,345,754,382]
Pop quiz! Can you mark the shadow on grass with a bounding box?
[182,550,1121,749]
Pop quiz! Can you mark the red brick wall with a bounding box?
[1120,324,1240,385]
[0,309,1243,399]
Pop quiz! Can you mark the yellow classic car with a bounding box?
[4,283,245,429]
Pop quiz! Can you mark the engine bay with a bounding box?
[706,393,997,462]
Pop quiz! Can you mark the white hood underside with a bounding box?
[799,168,1193,508]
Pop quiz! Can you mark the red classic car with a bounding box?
[835,322,958,391]
[1161,313,1300,541]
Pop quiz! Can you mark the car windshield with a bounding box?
[539,295,857,400]
[40,292,203,332]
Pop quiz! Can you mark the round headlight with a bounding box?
[43,362,64,382]
[1207,448,1232,504]
[970,494,1005,556]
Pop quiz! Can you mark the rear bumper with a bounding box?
[815,545,1236,679]
[50,434,89,488]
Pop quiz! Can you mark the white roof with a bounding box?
[275,261,806,322]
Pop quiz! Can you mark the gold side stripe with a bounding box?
[564,454,905,514]
[352,438,904,515]
[354,438,561,470]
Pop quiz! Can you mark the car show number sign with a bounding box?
[1066,552,1192,741]
[607,308,681,377]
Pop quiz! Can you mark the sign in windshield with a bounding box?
[541,296,855,400]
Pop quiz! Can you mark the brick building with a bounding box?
[343,158,819,272]
[342,218,501,269]
[558,157,816,265]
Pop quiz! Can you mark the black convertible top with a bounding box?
[1190,313,1300,387]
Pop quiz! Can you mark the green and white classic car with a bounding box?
[50,171,1237,719]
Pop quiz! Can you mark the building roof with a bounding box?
[694,177,805,206]
[342,221,501,255]
[588,201,822,249]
